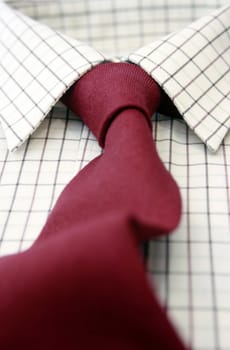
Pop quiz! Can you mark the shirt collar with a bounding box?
[0,2,229,152]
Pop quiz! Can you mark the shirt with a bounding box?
[0,1,230,349]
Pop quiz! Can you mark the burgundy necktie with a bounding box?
[0,62,187,350]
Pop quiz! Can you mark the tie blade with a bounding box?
[0,213,186,349]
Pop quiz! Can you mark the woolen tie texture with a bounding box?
[50,62,182,242]
[0,63,187,350]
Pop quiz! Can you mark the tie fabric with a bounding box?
[59,62,181,241]
[0,62,186,349]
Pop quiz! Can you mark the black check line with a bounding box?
[131,47,230,138]
[152,15,230,114]
[0,93,23,142]
[0,37,82,115]
[2,58,102,135]
[0,8,106,138]
[15,9,101,70]
[0,148,9,182]
[185,122,194,347]
[0,208,224,218]
[0,13,34,63]
[0,45,60,126]
[84,0,97,46]
[0,13,74,86]
[0,77,45,133]
[78,127,92,171]
[0,8,103,93]
[0,31,64,98]
[128,6,228,69]
[163,0,170,35]
[46,107,69,214]
[154,239,230,245]
[204,145,220,349]
[3,1,201,39]
[183,65,230,128]
[149,268,230,277]
[222,141,230,234]
[0,139,30,248]
[56,0,67,33]
[128,23,229,105]
[5,1,222,13]
[1,182,229,189]
[0,82,35,129]
[139,26,230,131]
[1,160,227,175]
[215,8,230,41]
[204,111,229,145]
[137,0,146,47]
[164,112,174,314]
[54,30,106,64]
[0,17,68,131]
[110,0,120,53]
[18,109,54,251]
[159,43,230,136]
[1,40,104,140]
[134,6,230,87]
[160,27,230,100]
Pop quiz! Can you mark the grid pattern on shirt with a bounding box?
[0,103,84,252]
[1,108,230,350]
[148,115,230,350]
[0,1,230,350]
[6,0,230,56]
[0,1,106,151]
[128,4,230,152]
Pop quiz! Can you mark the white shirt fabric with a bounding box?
[0,1,107,151]
[0,1,230,349]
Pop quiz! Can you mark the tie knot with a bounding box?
[62,62,161,147]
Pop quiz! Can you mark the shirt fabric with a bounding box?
[0,1,230,349]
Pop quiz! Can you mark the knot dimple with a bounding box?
[62,62,161,147]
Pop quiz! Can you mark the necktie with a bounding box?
[59,62,181,241]
[0,62,186,349]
